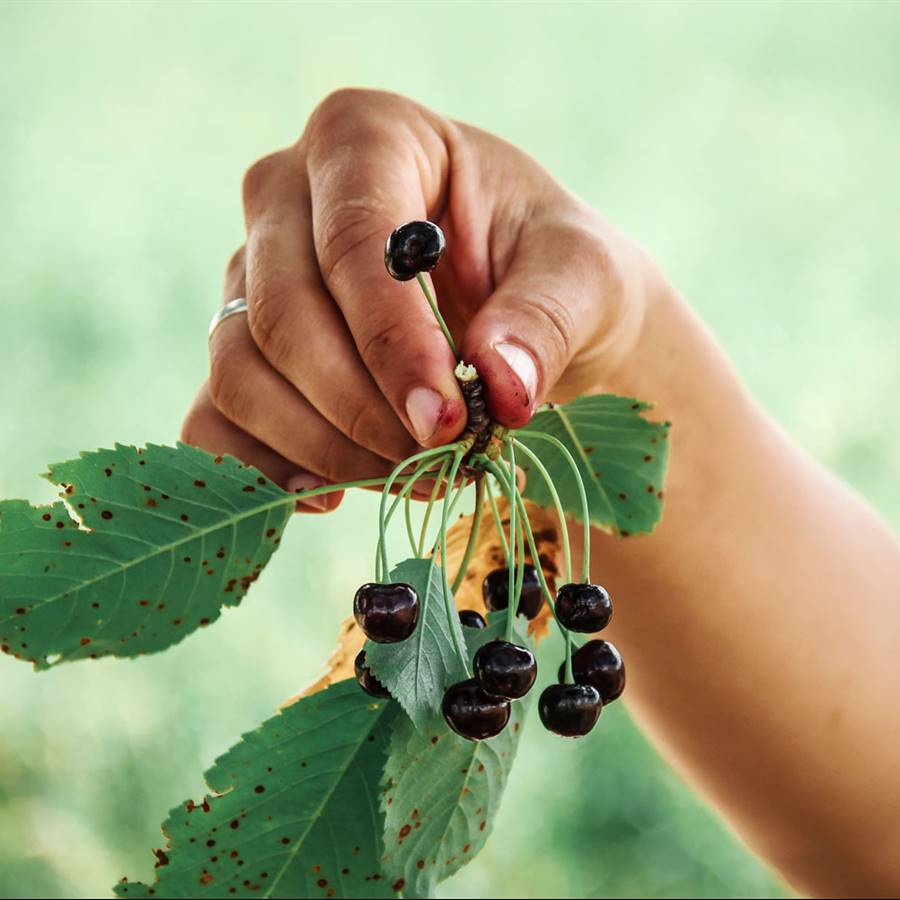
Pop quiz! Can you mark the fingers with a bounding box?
[181,383,342,514]
[241,152,419,464]
[302,90,467,448]
[207,312,395,485]
[460,221,615,428]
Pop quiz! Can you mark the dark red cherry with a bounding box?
[458,609,487,629]
[555,583,612,632]
[354,650,390,699]
[442,678,510,741]
[384,220,446,281]
[473,639,537,700]
[353,582,419,643]
[482,566,544,619]
[559,639,625,704]
[539,683,602,737]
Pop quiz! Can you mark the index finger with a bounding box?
[303,90,467,448]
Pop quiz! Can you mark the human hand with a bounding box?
[182,89,660,511]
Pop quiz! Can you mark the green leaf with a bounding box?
[380,619,530,899]
[0,442,293,669]
[364,557,468,731]
[515,394,670,536]
[116,680,398,900]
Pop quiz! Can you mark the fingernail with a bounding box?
[286,473,331,511]
[405,386,445,444]
[495,342,539,408]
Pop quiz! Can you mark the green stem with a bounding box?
[504,441,519,642]
[375,456,445,581]
[450,474,485,594]
[512,439,572,584]
[480,456,567,638]
[485,475,511,564]
[377,446,459,581]
[440,450,470,673]
[515,432,591,583]
[416,272,458,359]
[292,474,422,504]
[404,489,417,556]
[417,456,450,557]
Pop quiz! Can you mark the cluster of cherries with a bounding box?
[352,566,625,741]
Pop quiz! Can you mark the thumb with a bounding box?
[460,224,606,428]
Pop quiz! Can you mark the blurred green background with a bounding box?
[2,1,899,897]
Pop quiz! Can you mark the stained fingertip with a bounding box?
[466,343,537,429]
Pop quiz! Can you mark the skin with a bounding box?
[182,89,900,897]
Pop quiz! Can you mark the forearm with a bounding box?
[586,272,900,896]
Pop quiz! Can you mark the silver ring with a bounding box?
[208,297,249,339]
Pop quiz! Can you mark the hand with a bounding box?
[182,89,660,510]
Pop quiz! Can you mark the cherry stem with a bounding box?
[450,474,485,594]
[511,439,573,584]
[415,272,458,359]
[377,445,460,581]
[504,440,518,643]
[417,456,450,556]
[376,456,446,581]
[440,449,470,673]
[480,457,568,640]
[514,431,591,583]
[485,475,511,564]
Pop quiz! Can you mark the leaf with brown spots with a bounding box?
[516,394,670,536]
[115,680,399,900]
[0,443,294,669]
[380,618,531,897]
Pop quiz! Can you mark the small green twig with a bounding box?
[415,272,458,359]
[440,450,470,673]
[515,431,591,583]
[450,474,485,594]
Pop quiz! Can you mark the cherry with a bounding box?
[384,220,446,281]
[558,639,625,704]
[354,650,390,699]
[353,582,419,643]
[539,683,602,737]
[458,609,487,629]
[442,678,510,741]
[555,583,612,633]
[482,566,544,619]
[473,639,537,700]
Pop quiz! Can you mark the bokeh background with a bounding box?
[2,1,899,897]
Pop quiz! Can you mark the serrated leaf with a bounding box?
[380,619,530,899]
[0,442,293,668]
[364,557,468,731]
[515,394,670,536]
[116,680,398,900]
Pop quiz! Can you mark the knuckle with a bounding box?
[530,288,577,356]
[208,356,250,425]
[225,246,246,281]
[241,151,286,212]
[247,279,296,368]
[316,200,393,285]
[357,319,412,370]
[306,88,384,142]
